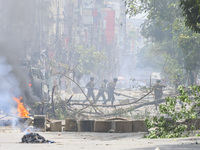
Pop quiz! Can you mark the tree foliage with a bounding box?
[180,0,200,33]
[145,85,200,138]
[124,0,200,85]
[74,45,107,76]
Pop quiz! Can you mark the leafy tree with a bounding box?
[124,0,200,85]
[180,0,200,33]
[72,45,107,82]
[145,85,200,138]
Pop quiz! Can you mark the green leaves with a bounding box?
[125,0,200,85]
[180,0,200,33]
[145,85,200,138]
[74,45,107,75]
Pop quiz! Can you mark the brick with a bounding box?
[33,115,46,132]
[78,120,94,132]
[94,121,112,132]
[112,121,132,133]
[132,120,148,132]
[65,119,77,132]
[50,121,62,132]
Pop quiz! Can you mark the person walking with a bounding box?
[95,79,108,104]
[104,78,118,105]
[174,75,181,94]
[154,79,166,110]
[83,77,95,103]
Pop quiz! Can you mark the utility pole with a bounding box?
[56,0,60,44]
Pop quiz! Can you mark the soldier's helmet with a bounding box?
[113,78,118,82]
[90,77,94,81]
[103,79,108,83]
[156,79,161,83]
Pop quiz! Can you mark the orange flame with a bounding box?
[13,97,29,118]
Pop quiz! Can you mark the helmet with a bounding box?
[90,77,94,81]
[113,78,118,82]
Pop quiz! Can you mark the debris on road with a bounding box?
[21,133,54,143]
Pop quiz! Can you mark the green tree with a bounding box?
[180,0,200,33]
[73,45,107,81]
[124,0,200,85]
[145,85,200,138]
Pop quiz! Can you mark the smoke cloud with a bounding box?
[0,0,39,114]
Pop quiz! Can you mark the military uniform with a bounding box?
[174,77,181,94]
[85,79,95,102]
[95,80,107,104]
[154,81,166,110]
[104,79,118,105]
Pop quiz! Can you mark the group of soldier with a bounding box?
[83,77,118,105]
[83,75,182,107]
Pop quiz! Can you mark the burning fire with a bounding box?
[13,97,29,118]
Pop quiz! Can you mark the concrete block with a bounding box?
[185,119,200,130]
[78,120,94,132]
[50,121,62,132]
[112,121,132,133]
[33,115,46,132]
[18,117,29,125]
[65,119,77,132]
[132,120,148,132]
[94,121,112,132]
[20,117,34,131]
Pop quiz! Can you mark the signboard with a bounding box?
[104,8,115,45]
[82,0,94,8]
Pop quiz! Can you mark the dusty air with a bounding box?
[0,0,200,149]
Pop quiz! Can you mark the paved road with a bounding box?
[0,127,200,150]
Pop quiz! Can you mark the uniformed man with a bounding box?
[95,79,108,104]
[174,75,181,94]
[154,79,166,110]
[83,77,95,103]
[104,78,118,105]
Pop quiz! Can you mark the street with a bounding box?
[0,127,200,150]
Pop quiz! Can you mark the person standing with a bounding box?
[174,75,181,94]
[154,79,166,110]
[95,79,108,104]
[83,77,95,103]
[104,78,118,105]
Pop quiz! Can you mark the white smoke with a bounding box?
[0,57,21,114]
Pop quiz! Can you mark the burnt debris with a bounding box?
[21,133,54,143]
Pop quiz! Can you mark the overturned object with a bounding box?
[22,133,54,143]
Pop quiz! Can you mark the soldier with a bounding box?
[83,77,95,103]
[174,75,181,94]
[95,79,108,104]
[154,79,166,110]
[104,78,118,105]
